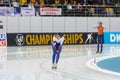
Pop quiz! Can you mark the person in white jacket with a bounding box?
[52,33,64,69]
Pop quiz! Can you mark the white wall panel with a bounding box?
[65,17,76,32]
[88,17,99,32]
[110,17,120,32]
[0,17,7,33]
[41,17,53,32]
[76,17,87,32]
[53,17,64,32]
[3,17,120,33]
[7,17,19,33]
[19,17,31,32]
[31,17,42,32]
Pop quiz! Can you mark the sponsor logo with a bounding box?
[110,34,120,42]
[85,33,96,44]
[0,33,6,46]
[0,41,6,46]
[104,32,120,44]
[15,34,25,46]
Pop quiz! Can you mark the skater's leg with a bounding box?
[56,53,60,64]
[52,44,56,64]
[52,52,56,64]
[52,52,56,69]
[100,36,103,53]
[54,52,60,69]
[100,43,103,53]
[53,47,62,69]
[96,43,99,53]
[96,36,100,53]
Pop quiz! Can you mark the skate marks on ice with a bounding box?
[40,58,101,80]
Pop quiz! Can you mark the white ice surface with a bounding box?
[0,44,120,80]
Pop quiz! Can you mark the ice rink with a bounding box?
[0,44,120,80]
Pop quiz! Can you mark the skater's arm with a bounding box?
[53,36,57,45]
[60,37,64,45]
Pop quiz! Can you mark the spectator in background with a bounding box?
[88,0,94,5]
[76,3,83,16]
[102,0,106,5]
[27,0,30,4]
[12,0,20,16]
[68,0,71,4]
[73,0,77,5]
[13,0,21,16]
[10,0,13,3]
[94,0,99,5]
[44,0,50,4]
[12,0,19,7]
[3,0,11,7]
[83,1,88,5]
[28,2,34,8]
[118,0,120,5]
[40,1,44,8]
[20,0,27,6]
[77,3,83,10]
[67,3,72,10]
[51,0,55,4]
[34,1,40,16]
[78,0,84,4]
[31,0,36,4]
[55,0,60,5]
[66,3,72,15]
[0,0,4,6]
[64,0,68,5]
[35,0,40,3]
[40,0,44,3]
[60,0,64,5]
[106,0,110,3]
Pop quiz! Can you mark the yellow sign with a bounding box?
[26,34,53,45]
[63,34,83,44]
[25,33,84,45]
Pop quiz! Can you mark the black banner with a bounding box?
[7,33,97,46]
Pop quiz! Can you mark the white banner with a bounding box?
[0,7,7,16]
[21,7,35,16]
[40,8,61,15]
[0,7,14,16]
[7,7,14,16]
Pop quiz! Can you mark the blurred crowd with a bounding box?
[0,0,120,7]
[0,0,120,17]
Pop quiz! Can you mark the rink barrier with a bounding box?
[7,32,97,46]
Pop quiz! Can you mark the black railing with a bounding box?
[0,5,120,17]
[56,5,120,17]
